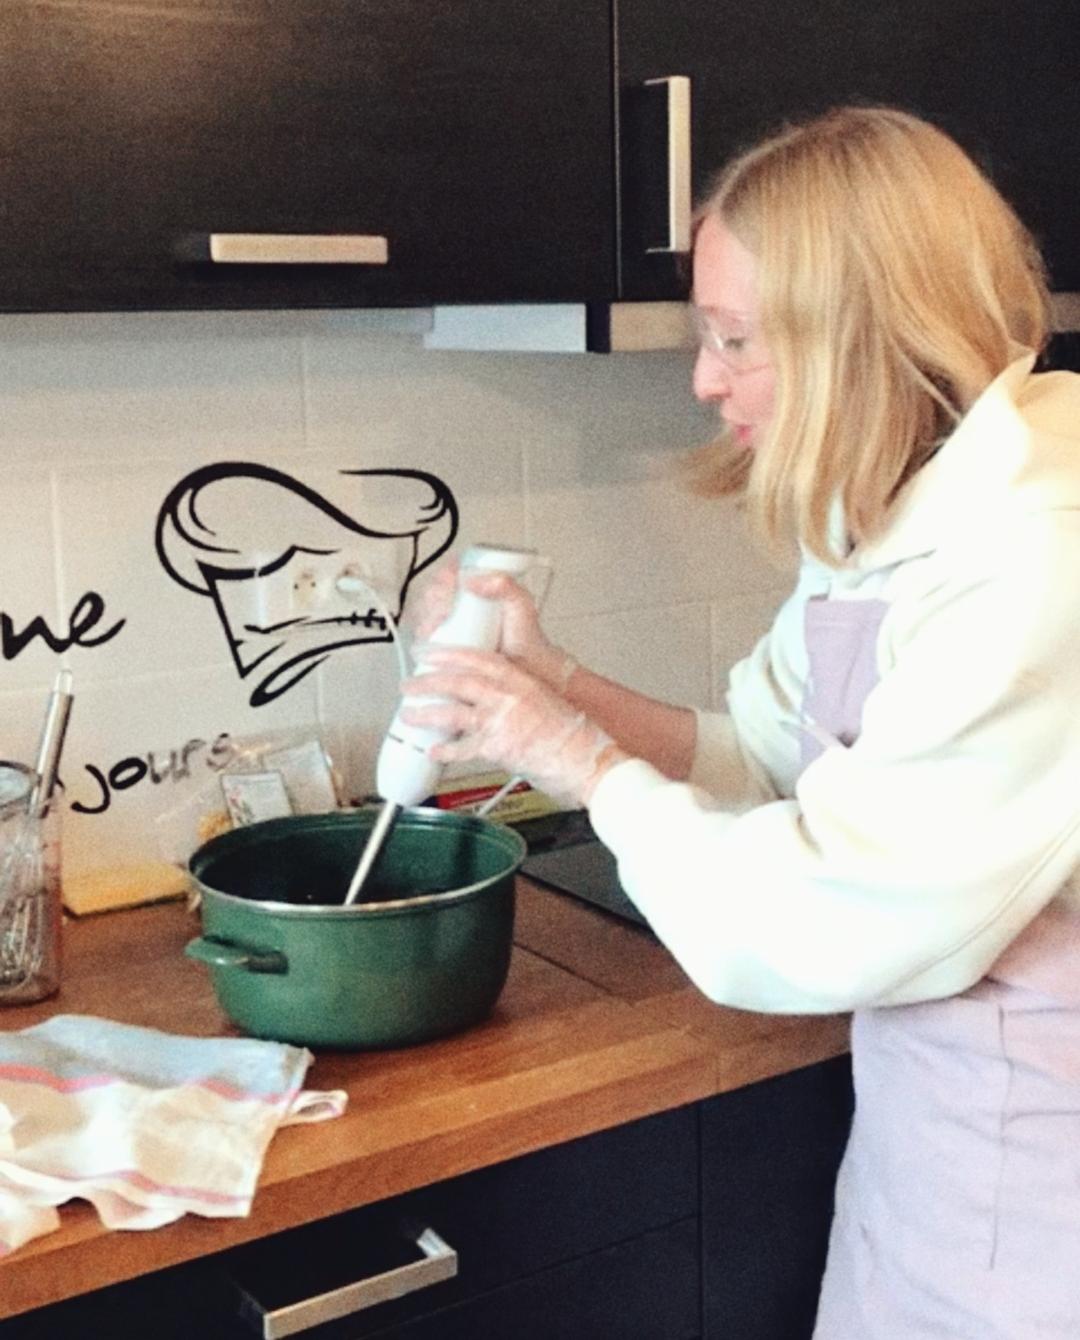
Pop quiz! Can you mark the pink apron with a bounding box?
[801,595,1080,1338]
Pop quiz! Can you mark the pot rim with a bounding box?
[189,807,527,918]
[196,871,517,918]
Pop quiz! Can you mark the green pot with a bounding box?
[185,809,525,1049]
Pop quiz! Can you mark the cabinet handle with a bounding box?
[644,75,692,255]
[241,1226,458,1338]
[185,233,389,265]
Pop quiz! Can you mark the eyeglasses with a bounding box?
[690,308,770,374]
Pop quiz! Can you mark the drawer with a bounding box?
[0,1271,238,1340]
[0,1104,699,1340]
[361,1217,700,1340]
[216,1102,699,1337]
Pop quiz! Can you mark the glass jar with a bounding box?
[0,760,62,1004]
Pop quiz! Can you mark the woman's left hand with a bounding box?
[399,647,623,806]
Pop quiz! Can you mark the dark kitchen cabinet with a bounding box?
[702,1055,854,1339]
[0,0,614,313]
[616,0,1080,298]
[3,2,1078,317]
[0,1057,854,1340]
[0,1104,703,1340]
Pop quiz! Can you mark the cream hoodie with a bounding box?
[589,354,1080,1012]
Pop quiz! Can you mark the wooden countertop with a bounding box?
[0,880,850,1319]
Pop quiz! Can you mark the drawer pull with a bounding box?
[245,1226,458,1338]
[192,233,389,265]
[644,75,692,255]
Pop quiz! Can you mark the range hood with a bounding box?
[425,292,1080,355]
[424,302,693,354]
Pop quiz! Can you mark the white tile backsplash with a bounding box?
[52,460,232,683]
[315,632,406,803]
[547,602,716,710]
[0,311,789,888]
[0,686,53,776]
[0,468,63,691]
[709,589,789,702]
[0,312,306,465]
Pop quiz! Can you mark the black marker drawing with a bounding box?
[155,462,458,706]
[0,591,125,662]
[70,733,236,815]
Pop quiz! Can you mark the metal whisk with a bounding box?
[0,670,73,997]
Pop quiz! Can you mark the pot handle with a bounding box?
[185,935,288,974]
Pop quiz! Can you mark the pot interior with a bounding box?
[189,809,526,910]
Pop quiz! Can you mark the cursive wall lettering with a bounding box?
[70,733,237,815]
[1,592,125,661]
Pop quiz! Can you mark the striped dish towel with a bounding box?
[0,1014,347,1256]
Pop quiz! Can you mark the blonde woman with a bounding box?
[403,107,1080,1336]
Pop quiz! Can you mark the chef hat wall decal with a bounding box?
[155,462,458,706]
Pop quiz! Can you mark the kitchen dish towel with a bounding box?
[0,1014,347,1255]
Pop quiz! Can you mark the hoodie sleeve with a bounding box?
[688,709,780,811]
[588,515,1080,1013]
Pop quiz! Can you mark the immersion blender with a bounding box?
[342,544,541,905]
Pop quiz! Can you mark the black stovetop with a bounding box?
[518,814,649,930]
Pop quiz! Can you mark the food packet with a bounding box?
[155,729,342,868]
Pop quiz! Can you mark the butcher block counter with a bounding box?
[0,879,851,1337]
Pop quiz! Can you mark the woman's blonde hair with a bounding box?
[692,105,1050,563]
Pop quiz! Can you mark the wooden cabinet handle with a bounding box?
[644,75,692,255]
[178,233,389,265]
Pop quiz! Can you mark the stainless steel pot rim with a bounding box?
[188,807,527,917]
[191,805,524,847]
[194,869,518,918]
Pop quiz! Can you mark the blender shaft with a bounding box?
[342,800,403,906]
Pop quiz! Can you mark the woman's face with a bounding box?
[691,214,776,449]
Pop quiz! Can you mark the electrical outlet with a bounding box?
[335,560,373,598]
[290,567,323,613]
[258,549,405,623]
[334,553,395,605]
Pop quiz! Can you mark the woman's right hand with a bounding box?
[399,646,619,806]
[405,560,576,692]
